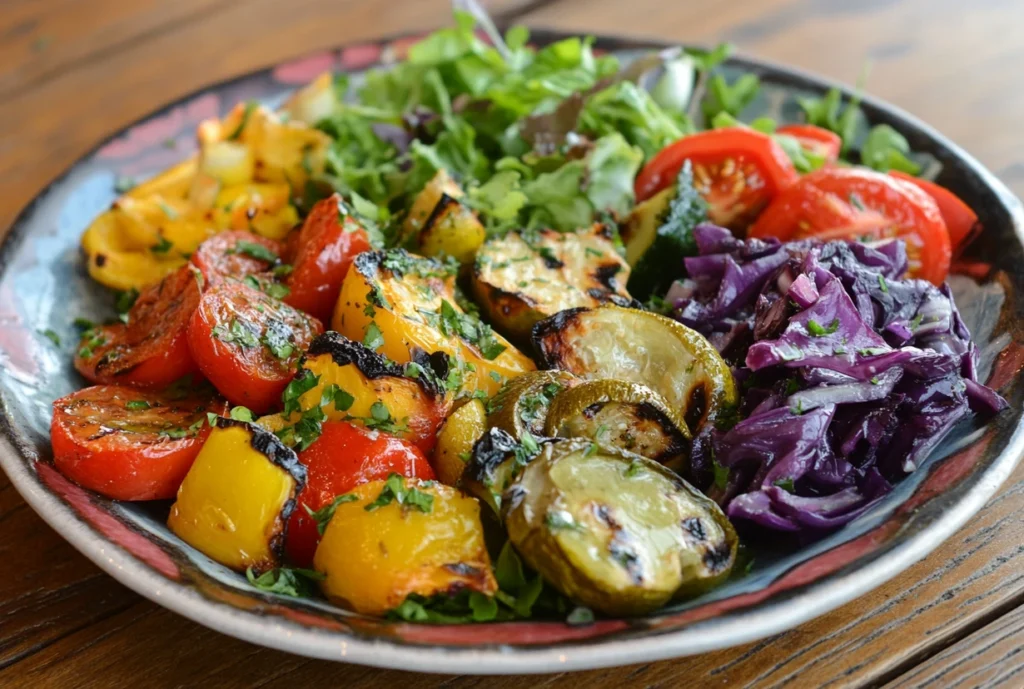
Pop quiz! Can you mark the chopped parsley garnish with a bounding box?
[773,477,796,493]
[307,493,360,534]
[113,176,136,194]
[115,288,139,314]
[212,319,260,349]
[313,384,350,413]
[272,263,294,278]
[806,318,840,337]
[712,459,730,490]
[363,321,385,351]
[243,274,290,299]
[232,240,279,263]
[77,329,109,359]
[566,606,595,626]
[150,235,174,253]
[245,566,324,597]
[73,317,95,330]
[878,273,889,293]
[229,406,254,422]
[40,329,60,347]
[436,299,506,360]
[262,318,296,359]
[545,511,582,531]
[125,400,151,411]
[364,473,434,514]
[282,369,320,416]
[363,400,408,434]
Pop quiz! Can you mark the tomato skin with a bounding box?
[74,265,201,388]
[50,385,226,501]
[889,171,980,250]
[749,167,952,284]
[776,124,842,163]
[285,421,435,567]
[190,230,283,284]
[187,282,322,414]
[634,129,799,229]
[283,194,372,322]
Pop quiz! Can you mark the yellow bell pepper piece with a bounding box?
[332,251,535,398]
[168,422,304,572]
[314,477,497,616]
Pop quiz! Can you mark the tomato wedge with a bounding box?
[285,420,435,567]
[187,281,323,413]
[776,124,842,163]
[634,128,799,229]
[190,230,283,284]
[889,170,980,250]
[283,193,373,322]
[51,384,226,500]
[749,167,952,284]
[75,264,201,388]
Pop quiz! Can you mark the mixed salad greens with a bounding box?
[51,10,1007,624]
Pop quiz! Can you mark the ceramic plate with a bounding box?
[1,30,1022,674]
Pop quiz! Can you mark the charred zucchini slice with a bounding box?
[418,193,486,265]
[504,439,737,616]
[533,305,738,434]
[332,249,534,398]
[168,418,305,572]
[463,427,541,516]
[471,224,636,342]
[486,370,578,441]
[544,380,690,464]
[314,476,497,616]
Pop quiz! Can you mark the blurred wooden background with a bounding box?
[2,0,1024,686]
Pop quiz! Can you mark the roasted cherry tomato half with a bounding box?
[889,170,980,251]
[190,230,284,284]
[634,128,799,229]
[283,193,373,323]
[776,124,842,163]
[285,420,435,567]
[74,264,201,388]
[186,281,322,414]
[50,384,226,500]
[749,167,952,284]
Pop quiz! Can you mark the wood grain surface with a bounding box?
[2,0,1024,687]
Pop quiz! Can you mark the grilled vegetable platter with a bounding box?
[50,10,1008,624]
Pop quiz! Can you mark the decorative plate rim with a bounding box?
[1,29,1022,675]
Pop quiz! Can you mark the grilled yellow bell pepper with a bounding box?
[168,420,306,572]
[313,476,497,615]
[332,249,535,398]
[286,332,450,453]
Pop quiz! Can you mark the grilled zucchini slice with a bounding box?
[433,398,488,487]
[544,379,690,464]
[620,185,675,267]
[486,370,578,441]
[471,224,636,342]
[533,305,738,434]
[418,193,487,265]
[504,438,737,616]
[403,170,466,241]
[168,419,305,573]
[332,249,535,398]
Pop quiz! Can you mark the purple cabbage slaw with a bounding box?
[666,225,1008,534]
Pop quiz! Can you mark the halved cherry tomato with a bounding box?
[190,230,283,284]
[50,384,227,500]
[187,281,322,414]
[889,170,980,250]
[776,124,842,163]
[285,420,435,567]
[283,193,372,322]
[634,128,800,229]
[75,265,201,388]
[749,167,951,284]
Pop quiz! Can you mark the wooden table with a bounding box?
[2,0,1024,686]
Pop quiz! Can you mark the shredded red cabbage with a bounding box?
[668,224,1008,534]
